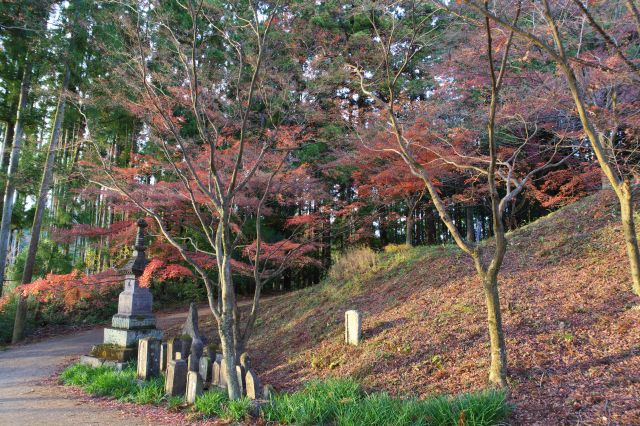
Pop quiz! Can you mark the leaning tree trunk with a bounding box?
[0,62,32,298]
[21,66,70,285]
[483,273,507,387]
[620,182,640,295]
[13,67,71,343]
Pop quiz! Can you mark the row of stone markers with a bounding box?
[138,336,270,403]
[136,302,272,405]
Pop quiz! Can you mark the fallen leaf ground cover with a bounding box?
[172,191,640,425]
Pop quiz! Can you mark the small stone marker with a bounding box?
[165,356,188,396]
[345,310,362,346]
[137,337,161,380]
[237,352,250,395]
[236,365,245,395]
[245,370,261,400]
[263,384,275,401]
[167,338,178,364]
[218,359,228,389]
[159,341,168,372]
[212,359,221,387]
[199,356,212,385]
[185,371,203,404]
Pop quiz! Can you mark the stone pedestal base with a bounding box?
[90,343,137,362]
[80,355,128,370]
[104,327,163,348]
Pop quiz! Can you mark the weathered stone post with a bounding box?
[236,365,245,396]
[137,337,161,380]
[165,353,188,396]
[218,358,228,389]
[166,338,179,364]
[159,341,168,372]
[245,370,262,400]
[212,358,222,387]
[199,356,212,386]
[345,310,362,346]
[185,371,203,404]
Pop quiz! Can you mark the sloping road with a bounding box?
[0,308,212,426]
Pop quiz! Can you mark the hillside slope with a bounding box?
[196,191,640,425]
[253,192,640,425]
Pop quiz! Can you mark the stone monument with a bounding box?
[81,219,163,367]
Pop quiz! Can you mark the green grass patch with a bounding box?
[61,363,158,403]
[264,378,510,426]
[193,388,252,421]
[194,388,228,417]
[226,397,253,421]
[127,376,165,405]
[61,365,508,425]
[61,363,253,421]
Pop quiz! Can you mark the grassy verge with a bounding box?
[62,364,510,425]
[60,363,252,421]
[263,378,510,426]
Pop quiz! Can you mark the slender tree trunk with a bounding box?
[0,119,15,215]
[21,66,70,285]
[0,62,32,297]
[13,67,70,343]
[216,218,241,400]
[620,183,640,295]
[483,273,507,387]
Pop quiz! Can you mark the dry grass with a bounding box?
[328,246,378,283]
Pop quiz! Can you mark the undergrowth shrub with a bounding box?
[329,247,378,282]
[0,266,204,342]
[383,243,411,253]
[0,294,38,344]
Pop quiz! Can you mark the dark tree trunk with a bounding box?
[466,206,475,242]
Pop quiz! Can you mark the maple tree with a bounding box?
[452,0,640,295]
[331,0,582,387]
[72,0,325,399]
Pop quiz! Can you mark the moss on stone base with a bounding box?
[90,343,137,362]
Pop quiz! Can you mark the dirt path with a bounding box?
[0,307,213,426]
